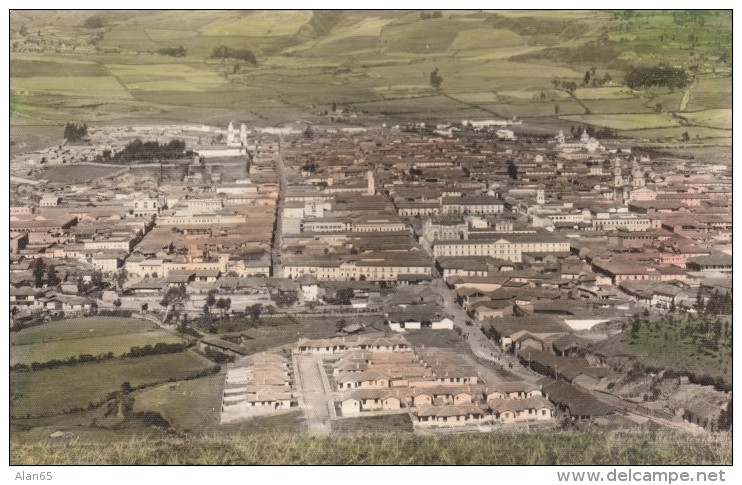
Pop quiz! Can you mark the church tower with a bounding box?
[227,121,235,146]
[365,170,375,196]
[240,123,247,146]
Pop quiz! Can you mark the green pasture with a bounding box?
[10,351,214,417]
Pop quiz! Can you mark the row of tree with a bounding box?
[12,352,116,372]
[211,45,257,64]
[63,122,88,141]
[125,342,189,358]
[157,45,187,57]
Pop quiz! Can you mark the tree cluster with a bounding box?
[625,66,689,90]
[83,16,104,29]
[271,290,298,308]
[157,45,187,57]
[125,342,189,358]
[695,289,732,316]
[95,138,187,164]
[211,46,257,64]
[63,122,88,141]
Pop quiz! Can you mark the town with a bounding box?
[10,118,732,438]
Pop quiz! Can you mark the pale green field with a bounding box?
[200,11,312,37]
[133,375,224,431]
[574,87,636,100]
[11,317,157,345]
[448,28,526,51]
[11,331,186,366]
[10,352,215,417]
[11,76,131,99]
[682,109,732,130]
[560,113,681,130]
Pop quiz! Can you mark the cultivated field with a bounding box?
[10,11,731,152]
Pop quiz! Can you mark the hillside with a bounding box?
[11,10,731,156]
[10,430,731,465]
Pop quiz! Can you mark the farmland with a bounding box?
[10,330,186,366]
[10,351,216,417]
[9,10,731,152]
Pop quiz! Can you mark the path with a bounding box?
[293,354,331,435]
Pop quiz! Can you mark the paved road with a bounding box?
[293,354,331,435]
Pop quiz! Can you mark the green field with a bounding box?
[132,375,224,432]
[10,351,215,417]
[11,331,186,366]
[10,430,731,465]
[11,317,157,345]
[560,113,681,130]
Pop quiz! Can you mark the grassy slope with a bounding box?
[594,317,732,384]
[10,430,731,465]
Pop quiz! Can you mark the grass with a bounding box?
[11,76,131,99]
[11,58,108,77]
[35,164,127,183]
[11,331,186,365]
[199,11,313,37]
[681,109,732,130]
[10,430,731,465]
[132,375,224,432]
[560,113,680,131]
[331,413,413,434]
[11,317,156,345]
[10,351,215,417]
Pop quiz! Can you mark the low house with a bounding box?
[414,404,490,427]
[485,381,543,401]
[489,396,555,423]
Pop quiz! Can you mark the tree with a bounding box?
[682,131,690,142]
[46,264,60,287]
[554,104,560,115]
[507,161,518,180]
[215,297,231,317]
[32,258,46,288]
[247,303,263,322]
[336,319,347,333]
[430,68,443,90]
[206,290,217,308]
[116,269,128,289]
[160,286,189,322]
[19,25,27,35]
[120,381,133,394]
[654,103,663,113]
[91,271,103,288]
[233,63,241,74]
[303,125,314,139]
[113,299,122,308]
[584,70,591,86]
